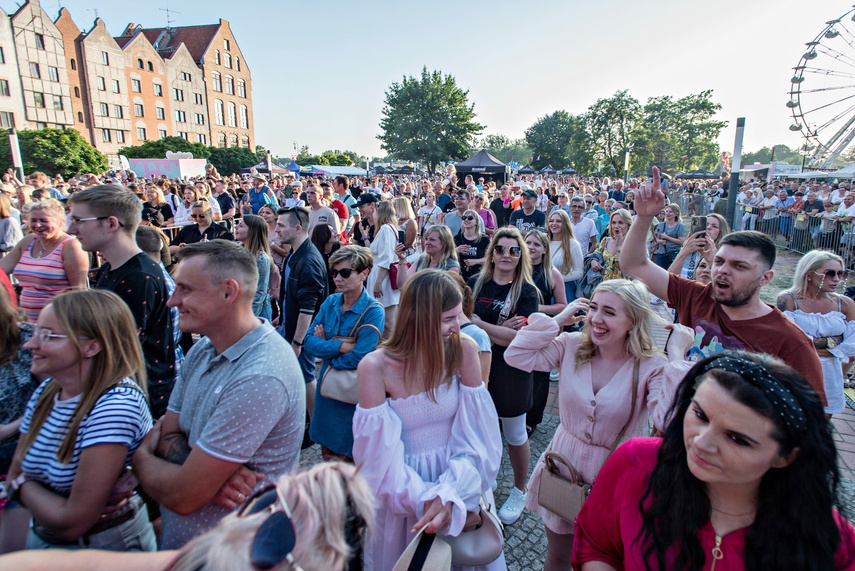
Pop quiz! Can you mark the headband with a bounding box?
[701,355,807,435]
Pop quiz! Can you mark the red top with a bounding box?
[667,273,826,406]
[0,270,15,307]
[572,438,855,570]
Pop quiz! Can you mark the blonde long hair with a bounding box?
[382,270,462,401]
[789,249,844,297]
[547,209,576,275]
[17,290,147,463]
[239,214,271,258]
[417,225,459,271]
[471,227,535,317]
[525,229,555,293]
[575,279,662,369]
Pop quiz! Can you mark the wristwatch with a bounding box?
[7,473,28,502]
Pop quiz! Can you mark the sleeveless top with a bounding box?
[14,236,77,322]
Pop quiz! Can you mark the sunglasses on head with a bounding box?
[237,484,304,571]
[331,267,356,279]
[461,215,475,221]
[493,245,521,257]
[814,269,846,280]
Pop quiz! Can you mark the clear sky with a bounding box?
[7,0,849,161]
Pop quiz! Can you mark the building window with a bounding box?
[239,105,248,129]
[225,75,234,95]
[175,110,186,123]
[237,79,246,98]
[35,33,45,49]
[158,129,167,139]
[97,76,106,90]
[193,92,203,105]
[102,129,111,142]
[178,131,188,140]
[224,54,231,69]
[29,62,40,79]
[101,51,109,65]
[227,102,237,127]
[34,93,45,108]
[117,130,125,143]
[229,134,238,147]
[236,57,240,72]
[74,86,80,98]
[52,95,63,111]
[0,112,14,128]
[155,106,165,120]
[137,58,143,69]
[36,122,47,129]
[173,88,184,101]
[114,105,123,118]
[241,136,250,148]
[134,103,144,117]
[153,83,163,97]
[0,47,5,64]
[224,39,230,51]
[197,133,207,144]
[215,50,221,65]
[99,102,109,116]
[214,100,224,125]
[48,66,59,82]
[180,71,192,81]
[212,72,222,92]
[69,57,75,70]
[194,113,205,125]
[147,61,153,72]
[136,127,147,140]
[112,79,120,93]
[0,79,9,97]
[77,111,83,123]
[217,133,226,148]
[131,79,142,93]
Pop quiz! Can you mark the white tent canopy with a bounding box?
[789,170,829,179]
[825,164,855,178]
[309,165,367,176]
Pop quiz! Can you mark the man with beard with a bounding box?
[619,168,825,405]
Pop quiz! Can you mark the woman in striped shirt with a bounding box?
[5,289,155,552]
[0,199,88,321]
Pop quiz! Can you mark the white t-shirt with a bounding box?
[308,206,341,235]
[570,217,598,253]
[418,205,443,230]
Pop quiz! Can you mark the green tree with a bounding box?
[378,66,484,174]
[320,151,354,166]
[118,136,212,160]
[668,91,727,171]
[207,147,258,175]
[741,144,803,166]
[586,90,642,175]
[255,144,267,162]
[475,135,531,165]
[0,128,108,177]
[525,111,576,170]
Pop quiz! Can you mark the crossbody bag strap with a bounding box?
[496,287,514,325]
[347,301,383,337]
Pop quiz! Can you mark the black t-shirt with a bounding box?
[353,220,375,246]
[214,191,236,214]
[803,199,823,215]
[509,209,546,233]
[95,252,175,418]
[468,277,539,326]
[170,223,234,246]
[489,198,510,227]
[454,233,490,281]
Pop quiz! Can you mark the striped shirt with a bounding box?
[13,236,76,322]
[20,379,153,495]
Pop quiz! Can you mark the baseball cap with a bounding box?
[522,189,537,198]
[356,193,378,206]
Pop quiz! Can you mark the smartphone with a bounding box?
[695,216,707,239]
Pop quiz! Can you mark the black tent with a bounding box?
[517,165,536,174]
[453,149,510,185]
[561,166,576,175]
[539,165,557,174]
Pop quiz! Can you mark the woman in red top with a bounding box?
[573,350,855,571]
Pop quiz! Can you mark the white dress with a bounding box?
[352,378,506,571]
[784,306,855,414]
[367,224,401,308]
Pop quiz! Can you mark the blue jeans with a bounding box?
[655,252,675,270]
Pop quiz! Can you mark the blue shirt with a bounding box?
[775,196,795,217]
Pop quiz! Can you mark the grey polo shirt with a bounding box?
[160,320,305,549]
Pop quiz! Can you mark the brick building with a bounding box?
[114,30,171,146]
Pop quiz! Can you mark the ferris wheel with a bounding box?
[789,6,855,169]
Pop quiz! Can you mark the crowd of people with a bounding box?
[0,163,854,570]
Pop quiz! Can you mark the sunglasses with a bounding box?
[461,215,475,221]
[493,245,522,257]
[814,270,846,280]
[330,267,356,279]
[237,484,304,571]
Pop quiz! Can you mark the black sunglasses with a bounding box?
[461,215,476,221]
[814,270,846,280]
[331,267,356,279]
[237,484,303,571]
[493,245,521,257]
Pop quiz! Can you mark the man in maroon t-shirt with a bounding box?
[620,168,826,405]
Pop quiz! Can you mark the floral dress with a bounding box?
[594,237,625,281]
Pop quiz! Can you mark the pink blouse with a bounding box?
[14,236,77,321]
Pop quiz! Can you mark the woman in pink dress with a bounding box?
[505,279,693,571]
[1,199,88,321]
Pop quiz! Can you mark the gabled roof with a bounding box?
[139,24,220,63]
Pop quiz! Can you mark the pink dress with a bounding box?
[13,236,78,321]
[504,313,691,534]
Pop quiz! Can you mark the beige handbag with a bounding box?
[392,526,452,571]
[538,360,639,524]
[442,495,504,566]
[319,302,382,405]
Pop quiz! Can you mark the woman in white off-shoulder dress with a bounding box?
[504,279,693,571]
[353,270,505,571]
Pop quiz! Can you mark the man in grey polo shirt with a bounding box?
[133,240,304,549]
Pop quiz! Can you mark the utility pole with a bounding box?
[725,118,745,229]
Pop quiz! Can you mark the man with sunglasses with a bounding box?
[621,168,825,405]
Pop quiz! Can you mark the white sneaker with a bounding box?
[491,480,498,492]
[549,368,560,382]
[498,487,526,525]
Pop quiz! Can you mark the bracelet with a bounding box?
[292,339,303,347]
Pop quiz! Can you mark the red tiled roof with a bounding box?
[139,24,220,63]
[113,35,134,48]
